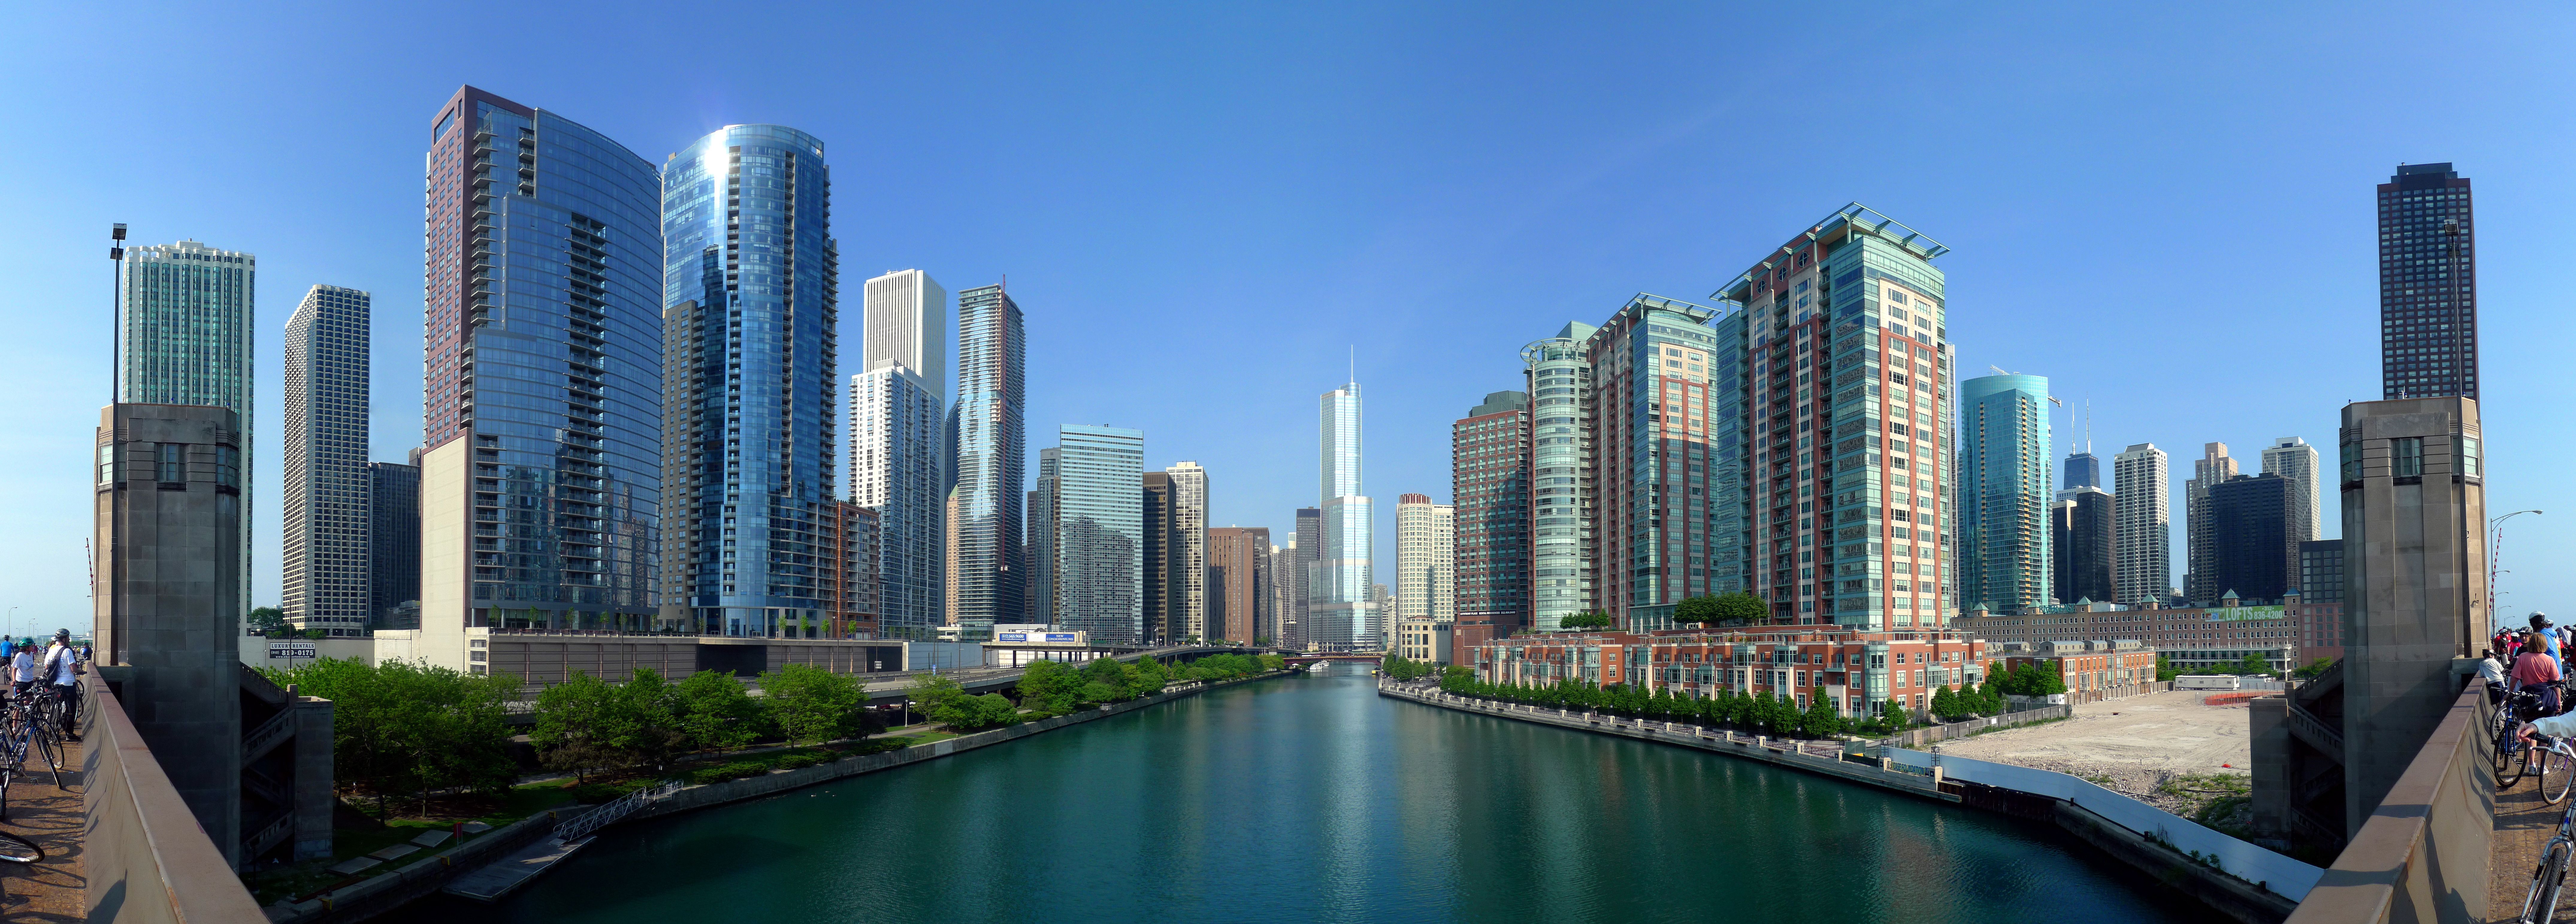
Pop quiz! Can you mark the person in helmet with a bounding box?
[2535,613,2562,672]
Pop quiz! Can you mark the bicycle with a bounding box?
[2521,732,2576,923]
[0,685,63,821]
[2501,682,2567,790]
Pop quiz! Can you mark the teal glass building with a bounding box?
[951,284,1027,627]
[660,124,839,637]
[1520,324,1594,631]
[119,238,256,620]
[1049,425,1143,644]
[1958,374,2053,614]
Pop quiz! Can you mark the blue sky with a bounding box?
[4,2,2571,631]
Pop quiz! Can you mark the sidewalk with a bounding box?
[2493,771,2573,922]
[6,736,83,921]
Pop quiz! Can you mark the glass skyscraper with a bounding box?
[950,283,1026,625]
[283,284,373,636]
[420,86,660,643]
[1958,373,2053,614]
[2377,163,2477,400]
[1520,325,1593,631]
[1312,382,1375,650]
[119,238,256,621]
[660,124,838,637]
[1579,295,1720,626]
[1048,425,1143,644]
[851,269,949,639]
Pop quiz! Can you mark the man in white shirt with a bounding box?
[41,630,77,741]
[8,641,36,699]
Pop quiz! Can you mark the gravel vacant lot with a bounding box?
[1933,689,2255,812]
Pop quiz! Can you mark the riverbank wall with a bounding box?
[1378,683,2312,924]
[273,670,1294,923]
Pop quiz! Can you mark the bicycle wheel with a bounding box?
[2504,724,2528,783]
[2525,837,2571,924]
[30,731,60,790]
[2507,737,2533,789]
[0,831,38,865]
[2551,749,2576,805]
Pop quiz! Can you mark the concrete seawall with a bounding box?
[1379,683,2297,924]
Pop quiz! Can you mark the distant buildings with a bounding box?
[415,86,662,653]
[950,283,1027,627]
[659,123,838,638]
[851,269,951,639]
[1164,462,1208,640]
[1289,507,1319,650]
[282,285,373,637]
[2264,436,2323,549]
[369,455,421,629]
[1206,526,1272,644]
[2112,443,2171,603]
[1139,470,1173,640]
[2297,539,2346,662]
[2378,163,2478,401]
[2208,473,2292,600]
[1044,425,1144,645]
[1395,494,1454,626]
[820,502,880,638]
[2184,442,2239,602]
[1958,373,2052,615]
[1452,390,1530,647]
[119,238,257,623]
[2052,488,2115,606]
[1312,382,1374,651]
[1582,295,1720,627]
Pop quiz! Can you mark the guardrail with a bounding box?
[83,672,269,922]
[2282,686,2491,923]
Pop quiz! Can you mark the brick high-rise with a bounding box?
[1452,390,1530,646]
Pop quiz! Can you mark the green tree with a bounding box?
[615,668,685,770]
[531,671,628,782]
[2293,658,2335,680]
[263,657,519,816]
[1080,655,1132,700]
[248,606,291,637]
[761,663,865,745]
[1017,659,1082,714]
[910,673,971,727]
[1673,595,1720,626]
[1559,610,1613,631]
[676,669,767,752]
[1710,592,1769,625]
[1801,696,1846,739]
[1879,697,1911,730]
[2155,655,2181,683]
[1256,653,1287,674]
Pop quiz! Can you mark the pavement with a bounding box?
[4,735,84,922]
[1926,690,2253,807]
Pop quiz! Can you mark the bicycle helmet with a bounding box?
[2534,612,2555,629]
[50,629,66,641]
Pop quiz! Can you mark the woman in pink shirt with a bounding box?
[2517,639,2563,715]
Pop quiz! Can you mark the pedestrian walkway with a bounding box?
[5,736,83,921]
[442,827,596,903]
[2493,771,2574,921]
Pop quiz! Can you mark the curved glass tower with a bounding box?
[1521,325,1594,631]
[950,284,1026,625]
[421,86,660,640]
[660,125,839,637]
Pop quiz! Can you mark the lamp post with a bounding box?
[2492,510,2542,632]
[109,224,125,402]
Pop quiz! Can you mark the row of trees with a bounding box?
[1436,666,1886,738]
[916,653,1289,732]
[1517,593,1775,635]
[260,658,521,814]
[529,663,882,781]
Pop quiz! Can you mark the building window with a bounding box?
[2392,438,2422,478]
[2459,436,2481,476]
[155,443,185,484]
[96,444,116,485]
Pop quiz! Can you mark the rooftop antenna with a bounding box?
[1349,345,1356,388]
[2084,399,2093,454]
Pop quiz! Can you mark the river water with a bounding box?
[433,663,2192,923]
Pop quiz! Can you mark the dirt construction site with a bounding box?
[1932,689,2255,814]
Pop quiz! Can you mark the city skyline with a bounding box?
[9,7,2575,629]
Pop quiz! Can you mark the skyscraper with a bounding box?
[1579,296,1721,626]
[418,86,660,656]
[1958,374,2053,615]
[282,284,373,637]
[659,124,839,638]
[2063,447,2102,490]
[863,270,947,407]
[1313,381,1375,650]
[2112,443,2172,604]
[851,362,946,638]
[370,454,422,628]
[1206,526,1273,644]
[1027,449,1061,624]
[119,238,256,622]
[1046,425,1144,644]
[2377,163,2478,401]
[2209,473,2291,600]
[1139,471,1172,640]
[1396,494,1455,624]
[1289,508,1319,650]
[950,283,1027,625]
[851,269,950,638]
[1452,390,1531,644]
[819,501,879,638]
[2052,486,2115,606]
[1521,324,1595,631]
[1165,462,1209,641]
[1714,205,1956,634]
[2264,436,2323,548]
[2185,442,2239,602]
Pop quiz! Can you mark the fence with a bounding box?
[1880,705,2072,748]
[83,673,270,923]
[1881,745,2323,902]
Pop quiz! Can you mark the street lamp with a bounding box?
[2492,510,2543,631]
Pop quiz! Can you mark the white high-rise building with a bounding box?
[863,270,947,405]
[282,285,373,636]
[1313,381,1375,650]
[1165,461,1208,640]
[2113,443,2172,604]
[119,238,257,626]
[2263,436,2323,545]
[1396,494,1455,624]
[850,361,946,638]
[2185,442,2239,602]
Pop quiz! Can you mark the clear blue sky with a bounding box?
[4,2,2570,632]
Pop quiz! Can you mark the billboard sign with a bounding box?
[1044,633,1078,644]
[998,632,1030,642]
[2208,605,2286,623]
[269,641,317,659]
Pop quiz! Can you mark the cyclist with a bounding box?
[2538,613,2565,671]
[7,641,34,700]
[2483,649,2512,704]
[42,630,77,741]
[2518,638,2564,715]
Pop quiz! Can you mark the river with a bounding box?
[417,662,2195,923]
